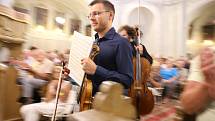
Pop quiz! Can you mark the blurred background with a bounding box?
[0,0,215,121]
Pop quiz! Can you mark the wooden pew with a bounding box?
[0,4,29,121]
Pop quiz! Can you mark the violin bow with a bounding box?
[136,0,142,83]
[51,61,65,121]
[135,0,143,119]
[137,0,141,45]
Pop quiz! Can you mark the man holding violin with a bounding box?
[81,0,133,96]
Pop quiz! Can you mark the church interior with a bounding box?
[0,0,215,121]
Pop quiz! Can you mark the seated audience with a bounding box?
[175,59,188,83]
[46,51,61,65]
[160,58,179,100]
[147,66,162,88]
[147,65,163,97]
[20,66,72,121]
[159,57,167,69]
[14,49,54,104]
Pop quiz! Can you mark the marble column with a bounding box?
[161,0,189,58]
[64,13,71,34]
[191,24,203,42]
[47,7,54,30]
[176,0,187,57]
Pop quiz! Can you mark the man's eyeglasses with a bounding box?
[87,11,110,19]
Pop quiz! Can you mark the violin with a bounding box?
[79,43,100,111]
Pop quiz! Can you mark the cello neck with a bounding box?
[135,37,142,84]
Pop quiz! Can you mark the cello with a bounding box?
[78,43,100,111]
[130,53,154,116]
[129,27,154,117]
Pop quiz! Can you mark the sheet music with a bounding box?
[68,31,94,86]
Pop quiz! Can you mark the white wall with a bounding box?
[112,0,215,58]
[112,0,162,57]
[20,0,215,57]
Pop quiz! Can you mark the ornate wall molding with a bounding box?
[162,0,183,5]
[0,4,30,23]
[0,4,29,42]
[0,35,25,44]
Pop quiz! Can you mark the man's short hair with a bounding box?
[89,0,115,14]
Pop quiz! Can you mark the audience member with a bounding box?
[46,51,61,65]
[147,66,162,88]
[180,47,215,121]
[175,60,188,83]
[160,58,178,100]
[159,57,167,69]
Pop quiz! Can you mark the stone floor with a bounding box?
[141,99,180,121]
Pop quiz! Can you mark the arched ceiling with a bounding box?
[13,0,90,19]
[190,1,215,26]
[52,0,89,18]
